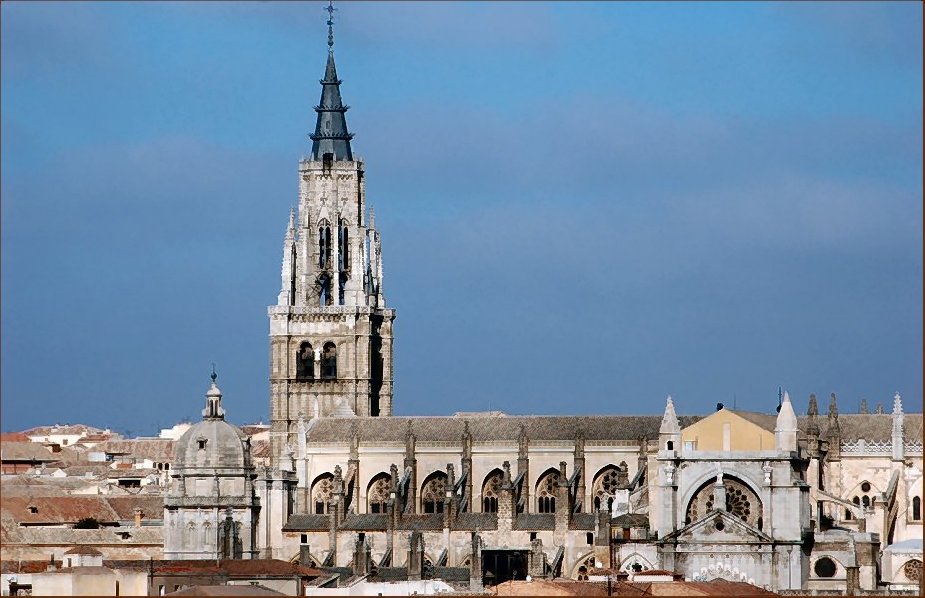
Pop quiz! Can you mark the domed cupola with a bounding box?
[174,370,251,471]
[164,369,261,560]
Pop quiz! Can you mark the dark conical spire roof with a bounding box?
[309,5,353,161]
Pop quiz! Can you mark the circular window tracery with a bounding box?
[684,477,761,527]
[904,559,922,583]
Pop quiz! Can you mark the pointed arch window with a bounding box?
[482,469,503,513]
[322,342,337,379]
[368,473,391,514]
[318,274,332,306]
[592,464,625,512]
[421,471,448,514]
[312,474,335,515]
[913,496,921,521]
[536,469,560,513]
[338,222,349,271]
[318,223,332,269]
[296,342,314,380]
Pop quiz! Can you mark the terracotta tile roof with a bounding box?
[64,546,102,555]
[1,560,62,574]
[23,424,106,437]
[1,495,119,525]
[251,440,271,458]
[105,496,164,521]
[494,579,611,596]
[152,559,324,578]
[92,439,174,461]
[0,441,58,463]
[0,433,30,442]
[167,585,286,596]
[728,410,778,432]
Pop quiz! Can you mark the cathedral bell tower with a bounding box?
[269,5,395,464]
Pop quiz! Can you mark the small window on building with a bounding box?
[913,496,921,521]
[530,532,537,541]
[862,495,870,507]
[586,532,593,545]
[28,506,38,514]
[814,557,837,578]
[861,481,871,493]
[301,534,308,544]
[164,463,169,471]
[197,439,207,450]
[683,440,696,452]
[297,342,314,380]
[666,441,673,450]
[322,342,337,379]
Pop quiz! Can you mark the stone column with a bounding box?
[528,538,547,578]
[469,532,483,591]
[517,426,530,513]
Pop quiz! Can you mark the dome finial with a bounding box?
[210,363,217,384]
[325,0,337,52]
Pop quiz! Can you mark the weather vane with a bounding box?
[211,363,217,383]
[325,1,337,51]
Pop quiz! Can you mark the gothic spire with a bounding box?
[310,1,354,161]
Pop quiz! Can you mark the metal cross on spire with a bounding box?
[325,0,337,51]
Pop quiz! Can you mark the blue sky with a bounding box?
[1,1,921,434]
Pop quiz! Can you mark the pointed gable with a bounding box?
[681,409,775,452]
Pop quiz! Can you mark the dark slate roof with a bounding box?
[396,514,443,531]
[454,512,498,531]
[432,566,470,582]
[283,514,330,531]
[514,513,555,531]
[373,567,407,581]
[340,513,389,531]
[612,513,650,528]
[305,415,701,443]
[569,513,596,531]
[310,52,353,161]
[797,413,923,442]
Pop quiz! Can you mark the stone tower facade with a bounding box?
[268,33,395,465]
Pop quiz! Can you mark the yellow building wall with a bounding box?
[681,409,774,452]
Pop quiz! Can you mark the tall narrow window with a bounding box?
[319,274,332,306]
[368,473,391,514]
[482,469,503,513]
[421,472,448,514]
[296,342,314,380]
[536,469,560,514]
[913,496,921,521]
[338,224,349,271]
[338,273,347,306]
[312,474,334,515]
[322,342,337,379]
[318,224,331,269]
